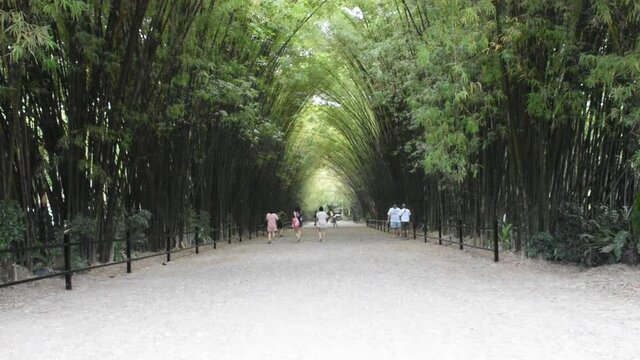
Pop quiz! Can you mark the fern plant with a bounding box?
[499,222,513,250]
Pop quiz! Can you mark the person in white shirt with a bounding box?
[400,203,411,239]
[387,204,401,237]
[315,206,329,242]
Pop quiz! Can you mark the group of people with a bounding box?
[266,203,413,243]
[386,203,412,238]
[265,206,331,244]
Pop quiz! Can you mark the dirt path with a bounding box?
[1,222,639,359]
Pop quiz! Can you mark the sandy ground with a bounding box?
[1,222,639,360]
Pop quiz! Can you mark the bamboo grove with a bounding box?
[0,0,328,263]
[2,0,640,267]
[292,0,640,264]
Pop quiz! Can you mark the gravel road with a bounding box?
[1,222,639,360]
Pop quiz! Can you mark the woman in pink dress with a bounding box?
[265,212,279,244]
[292,205,303,242]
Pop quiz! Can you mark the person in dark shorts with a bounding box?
[276,211,285,237]
[400,203,411,239]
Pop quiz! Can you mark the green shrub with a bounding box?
[584,204,637,265]
[553,204,591,263]
[117,209,152,251]
[527,203,636,266]
[0,201,26,266]
[189,210,213,244]
[629,194,640,261]
[525,231,555,259]
[32,247,88,271]
[67,214,96,241]
[525,205,590,263]
[0,200,25,251]
[499,222,513,250]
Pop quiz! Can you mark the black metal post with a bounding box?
[493,218,499,262]
[166,231,171,262]
[458,219,464,250]
[249,224,252,240]
[239,226,243,242]
[413,222,417,239]
[126,230,132,273]
[424,222,428,243]
[195,226,200,255]
[438,219,442,245]
[64,233,72,290]
[228,226,232,244]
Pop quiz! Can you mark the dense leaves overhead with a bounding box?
[2,0,640,265]
[0,0,329,261]
[287,0,640,262]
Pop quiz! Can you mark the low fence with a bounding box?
[0,222,286,290]
[366,218,500,262]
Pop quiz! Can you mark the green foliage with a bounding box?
[588,230,630,263]
[526,204,635,265]
[525,232,555,260]
[0,9,55,62]
[69,249,88,270]
[117,209,152,250]
[1,0,89,62]
[630,194,640,247]
[0,201,25,258]
[583,206,636,265]
[3,0,640,268]
[66,214,96,242]
[189,210,213,244]
[31,247,87,271]
[499,222,513,250]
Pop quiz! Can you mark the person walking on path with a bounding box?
[266,212,279,244]
[400,203,411,239]
[276,211,285,237]
[387,204,401,238]
[315,206,329,242]
[292,206,303,242]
